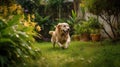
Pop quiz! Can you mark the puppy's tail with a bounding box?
[49,31,54,35]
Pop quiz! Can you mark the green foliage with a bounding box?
[46,0,64,18]
[17,0,41,14]
[84,0,120,15]
[73,17,102,34]
[88,17,102,34]
[74,21,90,34]
[35,13,55,39]
[88,17,100,29]
[47,0,64,8]
[67,10,80,25]
[0,0,16,6]
[71,10,77,22]
[35,14,50,25]
[67,10,81,35]
[0,15,40,67]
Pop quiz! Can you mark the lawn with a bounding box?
[29,41,120,67]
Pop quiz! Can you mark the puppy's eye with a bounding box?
[64,25,66,27]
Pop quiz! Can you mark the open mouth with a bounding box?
[63,30,69,34]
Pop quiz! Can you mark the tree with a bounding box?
[73,0,81,14]
[0,0,16,6]
[16,0,41,14]
[84,0,120,40]
[46,0,64,19]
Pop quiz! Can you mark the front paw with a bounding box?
[61,46,65,49]
[61,46,68,49]
[64,45,68,49]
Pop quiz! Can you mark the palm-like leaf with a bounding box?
[0,15,40,67]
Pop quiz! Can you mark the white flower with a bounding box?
[87,60,92,63]
[16,34,19,38]
[80,57,85,61]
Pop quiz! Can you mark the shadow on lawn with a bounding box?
[47,46,71,52]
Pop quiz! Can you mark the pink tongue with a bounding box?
[65,31,68,34]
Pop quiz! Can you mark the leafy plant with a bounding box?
[46,0,64,18]
[17,0,41,14]
[67,10,80,25]
[88,17,101,34]
[74,21,90,35]
[35,13,55,40]
[67,10,81,35]
[0,15,40,67]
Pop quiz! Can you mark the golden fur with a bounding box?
[49,23,71,49]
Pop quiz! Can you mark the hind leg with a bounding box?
[51,38,56,48]
[53,42,56,48]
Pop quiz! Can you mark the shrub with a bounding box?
[0,4,41,67]
[74,21,90,35]
[88,17,102,34]
[35,13,56,41]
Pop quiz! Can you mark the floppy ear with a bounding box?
[57,24,61,29]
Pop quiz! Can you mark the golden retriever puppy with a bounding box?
[49,23,71,49]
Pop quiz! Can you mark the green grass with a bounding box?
[29,41,120,67]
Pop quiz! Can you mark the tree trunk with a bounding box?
[73,0,80,15]
[58,4,61,19]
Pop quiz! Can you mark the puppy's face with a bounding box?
[57,23,70,34]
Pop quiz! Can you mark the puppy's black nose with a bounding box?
[68,29,70,31]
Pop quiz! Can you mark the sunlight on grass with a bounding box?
[33,41,120,67]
